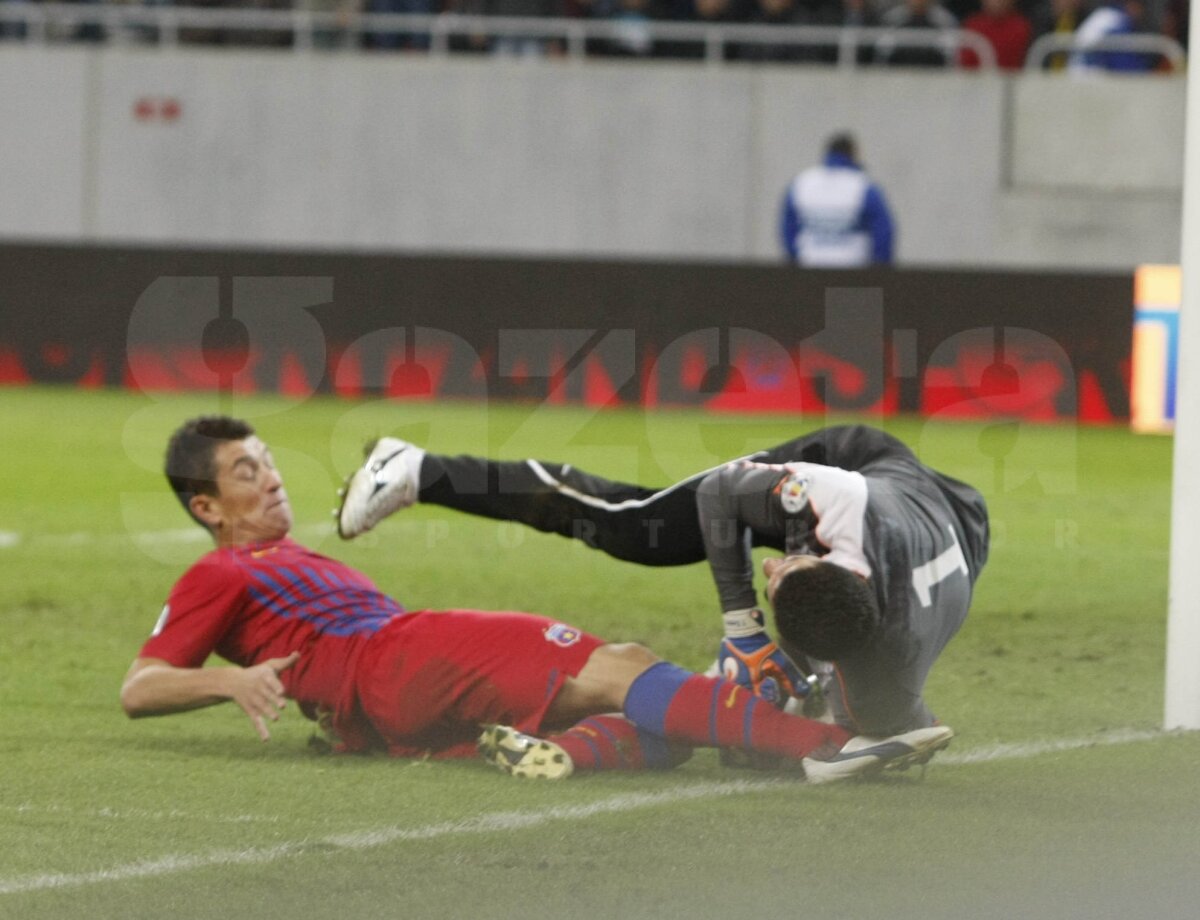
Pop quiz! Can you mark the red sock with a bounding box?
[548,715,692,772]
[624,662,851,762]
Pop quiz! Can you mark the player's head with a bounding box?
[825,132,858,163]
[764,554,879,661]
[164,416,293,545]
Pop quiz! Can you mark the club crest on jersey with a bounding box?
[779,473,810,514]
[544,623,582,647]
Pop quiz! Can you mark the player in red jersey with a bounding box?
[120,416,951,783]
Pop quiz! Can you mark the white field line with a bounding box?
[0,802,281,826]
[936,726,1166,765]
[0,726,1185,897]
[0,780,774,896]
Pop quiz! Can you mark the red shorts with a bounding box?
[341,609,605,758]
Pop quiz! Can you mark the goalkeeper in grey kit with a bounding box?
[337,425,988,743]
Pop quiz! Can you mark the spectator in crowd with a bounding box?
[1029,0,1086,69]
[172,0,293,48]
[733,0,806,62]
[58,0,107,43]
[364,0,437,51]
[583,0,663,58]
[485,0,568,56]
[659,0,746,59]
[804,0,881,64]
[296,0,360,49]
[177,0,236,46]
[959,0,1033,69]
[1162,0,1187,53]
[1070,0,1158,72]
[876,0,959,67]
[0,0,29,41]
[442,0,494,53]
[246,0,301,47]
[779,131,895,267]
[940,0,979,21]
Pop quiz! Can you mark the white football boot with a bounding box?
[802,724,954,785]
[336,437,425,539]
[478,725,574,780]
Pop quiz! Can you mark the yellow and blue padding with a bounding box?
[1132,264,1181,434]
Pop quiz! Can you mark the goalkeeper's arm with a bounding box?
[695,467,811,702]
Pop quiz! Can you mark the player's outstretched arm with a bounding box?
[120,652,300,742]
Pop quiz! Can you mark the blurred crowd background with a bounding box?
[0,0,1188,72]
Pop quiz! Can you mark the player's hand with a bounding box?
[229,651,300,742]
[718,633,809,708]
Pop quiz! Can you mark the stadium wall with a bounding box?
[0,243,1131,422]
[0,46,1184,271]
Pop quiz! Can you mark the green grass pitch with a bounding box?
[1,385,1198,920]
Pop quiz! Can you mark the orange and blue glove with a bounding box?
[718,608,812,708]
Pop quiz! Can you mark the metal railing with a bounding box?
[0,4,1000,68]
[1024,32,1186,71]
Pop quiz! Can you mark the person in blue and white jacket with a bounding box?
[1070,0,1157,73]
[779,133,896,268]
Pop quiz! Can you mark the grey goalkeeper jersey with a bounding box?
[696,430,989,736]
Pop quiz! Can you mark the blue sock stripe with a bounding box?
[583,717,626,768]
[623,661,692,736]
[707,679,723,746]
[742,694,758,749]
[576,731,604,768]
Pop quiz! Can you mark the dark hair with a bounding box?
[826,132,858,162]
[164,415,255,527]
[772,560,879,661]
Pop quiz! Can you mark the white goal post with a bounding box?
[1164,7,1200,731]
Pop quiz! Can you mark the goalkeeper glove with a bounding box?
[718,608,812,707]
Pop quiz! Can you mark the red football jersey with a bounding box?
[140,537,404,720]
